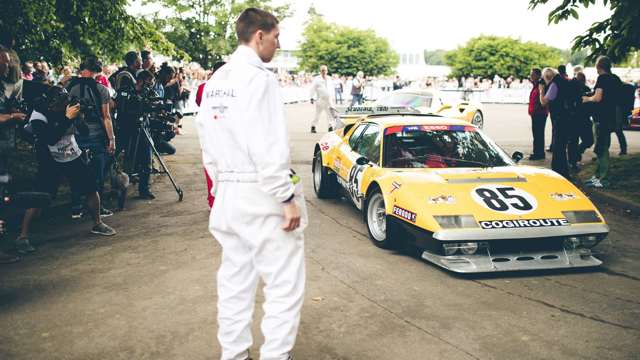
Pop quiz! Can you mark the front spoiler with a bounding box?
[421,248,602,273]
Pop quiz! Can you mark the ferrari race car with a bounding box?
[312,111,608,273]
[627,107,640,130]
[375,89,485,128]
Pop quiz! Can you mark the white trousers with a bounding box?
[311,100,336,129]
[210,180,307,360]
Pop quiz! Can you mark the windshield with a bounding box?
[377,93,432,109]
[383,125,512,168]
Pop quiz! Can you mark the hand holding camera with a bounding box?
[66,103,81,120]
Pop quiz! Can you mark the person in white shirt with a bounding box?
[309,65,336,133]
[195,8,306,360]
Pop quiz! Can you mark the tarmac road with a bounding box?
[0,103,638,360]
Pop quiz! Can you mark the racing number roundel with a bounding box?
[471,185,537,215]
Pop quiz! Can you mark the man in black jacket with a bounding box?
[16,87,116,253]
[539,68,576,178]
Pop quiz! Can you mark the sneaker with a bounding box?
[0,251,20,264]
[328,126,333,132]
[71,208,84,219]
[15,237,36,254]
[310,126,317,134]
[91,222,116,236]
[139,191,156,200]
[528,154,545,160]
[584,176,598,184]
[587,178,604,188]
[619,150,627,156]
[100,208,114,218]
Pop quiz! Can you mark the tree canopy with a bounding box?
[444,36,563,79]
[298,16,398,76]
[1,0,177,66]
[423,50,447,65]
[145,0,291,68]
[529,0,640,63]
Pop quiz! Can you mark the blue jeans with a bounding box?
[72,138,107,211]
[350,93,363,106]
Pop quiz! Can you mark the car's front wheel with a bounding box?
[313,150,338,198]
[364,189,399,249]
[472,111,484,129]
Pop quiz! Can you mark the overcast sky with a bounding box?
[128,0,611,53]
[275,0,611,52]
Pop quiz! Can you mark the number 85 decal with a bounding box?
[471,185,538,215]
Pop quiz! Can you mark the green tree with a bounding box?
[529,0,640,63]
[298,17,398,76]
[145,0,291,68]
[423,49,447,65]
[1,0,176,66]
[444,36,563,79]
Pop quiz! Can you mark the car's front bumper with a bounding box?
[412,223,609,273]
[422,248,601,273]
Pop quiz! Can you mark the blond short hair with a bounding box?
[542,67,556,83]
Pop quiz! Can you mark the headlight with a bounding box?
[443,243,459,256]
[564,235,602,249]
[434,215,478,229]
[562,211,601,224]
[459,242,479,255]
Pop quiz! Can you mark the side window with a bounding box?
[355,124,381,164]
[348,124,368,149]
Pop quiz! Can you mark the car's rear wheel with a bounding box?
[313,150,338,198]
[472,111,484,129]
[365,189,399,249]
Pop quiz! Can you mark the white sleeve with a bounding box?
[247,73,295,203]
[309,78,317,100]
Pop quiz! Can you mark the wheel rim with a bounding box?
[367,193,387,241]
[313,154,322,192]
[472,112,483,128]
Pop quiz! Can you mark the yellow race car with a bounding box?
[312,112,608,273]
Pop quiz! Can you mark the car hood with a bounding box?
[383,166,604,230]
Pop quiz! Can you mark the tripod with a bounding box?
[124,114,183,201]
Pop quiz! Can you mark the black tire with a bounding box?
[312,149,339,199]
[364,188,399,249]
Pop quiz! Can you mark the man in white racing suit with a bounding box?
[309,64,336,133]
[195,8,307,360]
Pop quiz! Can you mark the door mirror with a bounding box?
[356,156,369,166]
[511,151,524,163]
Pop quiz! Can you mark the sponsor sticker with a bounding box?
[393,205,417,223]
[320,142,330,151]
[479,218,569,229]
[390,181,402,193]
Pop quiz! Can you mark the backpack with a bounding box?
[617,82,635,128]
[66,77,104,124]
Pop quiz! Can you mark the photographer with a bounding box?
[17,86,116,252]
[116,70,156,199]
[67,56,115,219]
[0,49,27,148]
[111,51,141,91]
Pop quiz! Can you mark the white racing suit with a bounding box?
[195,45,307,360]
[310,75,337,130]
